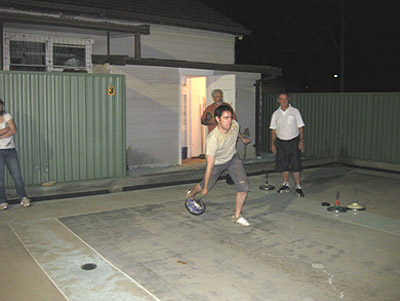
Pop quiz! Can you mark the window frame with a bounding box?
[4,33,93,72]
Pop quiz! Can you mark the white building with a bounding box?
[1,0,281,169]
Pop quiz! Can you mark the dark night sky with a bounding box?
[201,0,400,92]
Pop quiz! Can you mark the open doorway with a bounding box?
[181,76,207,161]
[180,73,236,164]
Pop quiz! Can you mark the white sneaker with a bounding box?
[232,215,250,226]
[0,202,8,210]
[20,197,31,208]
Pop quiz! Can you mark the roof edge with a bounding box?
[115,57,282,76]
[0,10,150,34]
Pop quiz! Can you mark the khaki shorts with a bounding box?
[200,154,248,192]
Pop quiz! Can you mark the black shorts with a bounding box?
[275,136,302,172]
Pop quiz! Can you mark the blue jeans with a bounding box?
[0,148,27,203]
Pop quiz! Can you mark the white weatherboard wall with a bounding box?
[141,26,235,64]
[113,65,180,168]
[215,71,260,159]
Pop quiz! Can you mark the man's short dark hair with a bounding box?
[214,104,233,119]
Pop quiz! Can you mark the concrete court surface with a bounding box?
[0,166,399,301]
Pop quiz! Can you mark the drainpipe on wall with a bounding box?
[106,31,111,62]
[134,33,141,59]
[254,78,263,157]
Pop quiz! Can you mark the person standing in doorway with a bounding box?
[270,92,305,197]
[0,98,31,210]
[201,89,237,132]
[187,105,251,226]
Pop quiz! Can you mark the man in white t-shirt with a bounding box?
[186,105,252,226]
[270,92,305,197]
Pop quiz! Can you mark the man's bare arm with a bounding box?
[0,127,10,136]
[0,120,16,139]
[271,129,277,154]
[201,111,215,126]
[298,127,305,152]
[238,132,251,145]
[201,155,215,196]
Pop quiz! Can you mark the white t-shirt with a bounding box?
[0,113,15,149]
[269,105,305,140]
[206,119,239,165]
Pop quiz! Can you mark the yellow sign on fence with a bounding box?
[108,86,115,96]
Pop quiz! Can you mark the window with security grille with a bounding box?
[53,44,86,69]
[4,34,93,72]
[10,41,46,71]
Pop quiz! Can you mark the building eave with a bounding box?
[92,56,281,76]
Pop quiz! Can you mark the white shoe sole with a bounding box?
[232,215,250,226]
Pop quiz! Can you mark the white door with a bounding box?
[206,75,236,110]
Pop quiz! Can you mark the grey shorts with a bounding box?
[200,154,248,192]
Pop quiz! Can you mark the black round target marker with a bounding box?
[81,263,97,270]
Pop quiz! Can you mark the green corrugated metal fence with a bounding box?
[261,93,400,164]
[0,71,126,186]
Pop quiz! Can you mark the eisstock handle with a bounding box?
[335,191,340,206]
